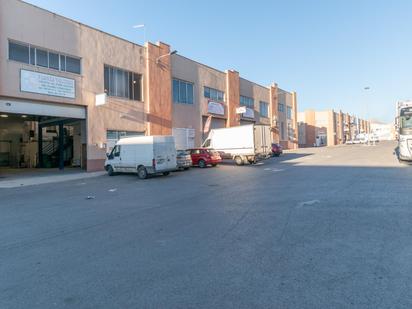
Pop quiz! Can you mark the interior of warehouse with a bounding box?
[0,113,86,170]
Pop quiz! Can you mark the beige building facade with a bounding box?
[0,0,298,171]
[298,109,369,147]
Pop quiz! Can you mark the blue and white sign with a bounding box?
[207,101,225,115]
[243,107,255,119]
[20,69,75,99]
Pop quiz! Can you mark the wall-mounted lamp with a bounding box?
[156,50,177,64]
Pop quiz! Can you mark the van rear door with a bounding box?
[154,141,176,171]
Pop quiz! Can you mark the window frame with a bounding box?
[204,86,225,102]
[173,78,194,105]
[8,39,81,75]
[259,101,269,118]
[240,95,254,109]
[104,65,142,102]
[287,106,292,119]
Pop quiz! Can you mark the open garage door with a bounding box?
[0,98,86,170]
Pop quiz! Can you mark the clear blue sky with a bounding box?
[25,0,412,123]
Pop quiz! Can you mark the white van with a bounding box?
[104,136,177,179]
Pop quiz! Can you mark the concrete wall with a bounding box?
[239,78,270,125]
[1,0,300,170]
[171,55,226,146]
[0,0,148,171]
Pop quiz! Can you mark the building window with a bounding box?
[9,41,29,63]
[204,86,224,102]
[278,103,285,112]
[281,122,285,140]
[173,78,194,104]
[66,56,81,74]
[240,95,254,108]
[287,106,292,119]
[48,52,60,70]
[8,40,81,74]
[106,130,143,140]
[104,65,142,101]
[259,101,269,118]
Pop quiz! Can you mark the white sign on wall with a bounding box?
[207,101,224,115]
[20,69,75,99]
[95,93,107,106]
[236,106,246,114]
[243,107,255,119]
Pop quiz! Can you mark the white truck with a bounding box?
[104,136,177,179]
[396,101,412,161]
[202,124,272,165]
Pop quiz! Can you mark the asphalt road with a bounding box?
[1,141,412,308]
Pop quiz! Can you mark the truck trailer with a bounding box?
[202,124,272,165]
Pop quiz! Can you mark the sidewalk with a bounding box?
[0,169,106,188]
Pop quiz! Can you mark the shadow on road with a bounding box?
[218,153,314,166]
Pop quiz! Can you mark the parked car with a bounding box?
[176,150,192,170]
[188,148,222,168]
[105,136,176,179]
[271,143,283,157]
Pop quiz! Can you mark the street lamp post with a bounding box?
[132,24,146,43]
[363,86,372,146]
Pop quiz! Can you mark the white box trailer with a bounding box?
[202,124,272,165]
[104,136,177,179]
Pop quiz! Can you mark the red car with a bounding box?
[271,143,283,157]
[188,148,222,168]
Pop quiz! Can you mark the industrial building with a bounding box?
[298,110,370,147]
[0,0,298,172]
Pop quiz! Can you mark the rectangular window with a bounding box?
[60,55,66,71]
[281,122,285,140]
[260,101,269,118]
[287,106,292,119]
[66,56,81,74]
[104,65,142,101]
[173,79,179,103]
[36,49,48,67]
[278,103,285,112]
[240,95,254,108]
[173,78,194,104]
[204,86,224,102]
[48,52,59,70]
[9,41,29,63]
[132,73,141,101]
[29,47,35,65]
[8,40,81,74]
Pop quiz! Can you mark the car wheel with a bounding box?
[198,159,206,168]
[107,165,115,176]
[184,167,190,170]
[137,166,148,179]
[235,156,244,166]
[274,154,280,157]
[163,172,170,176]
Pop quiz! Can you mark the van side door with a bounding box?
[110,145,122,171]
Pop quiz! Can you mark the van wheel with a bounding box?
[235,156,244,166]
[137,166,148,179]
[198,160,206,168]
[163,172,170,176]
[107,165,115,176]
